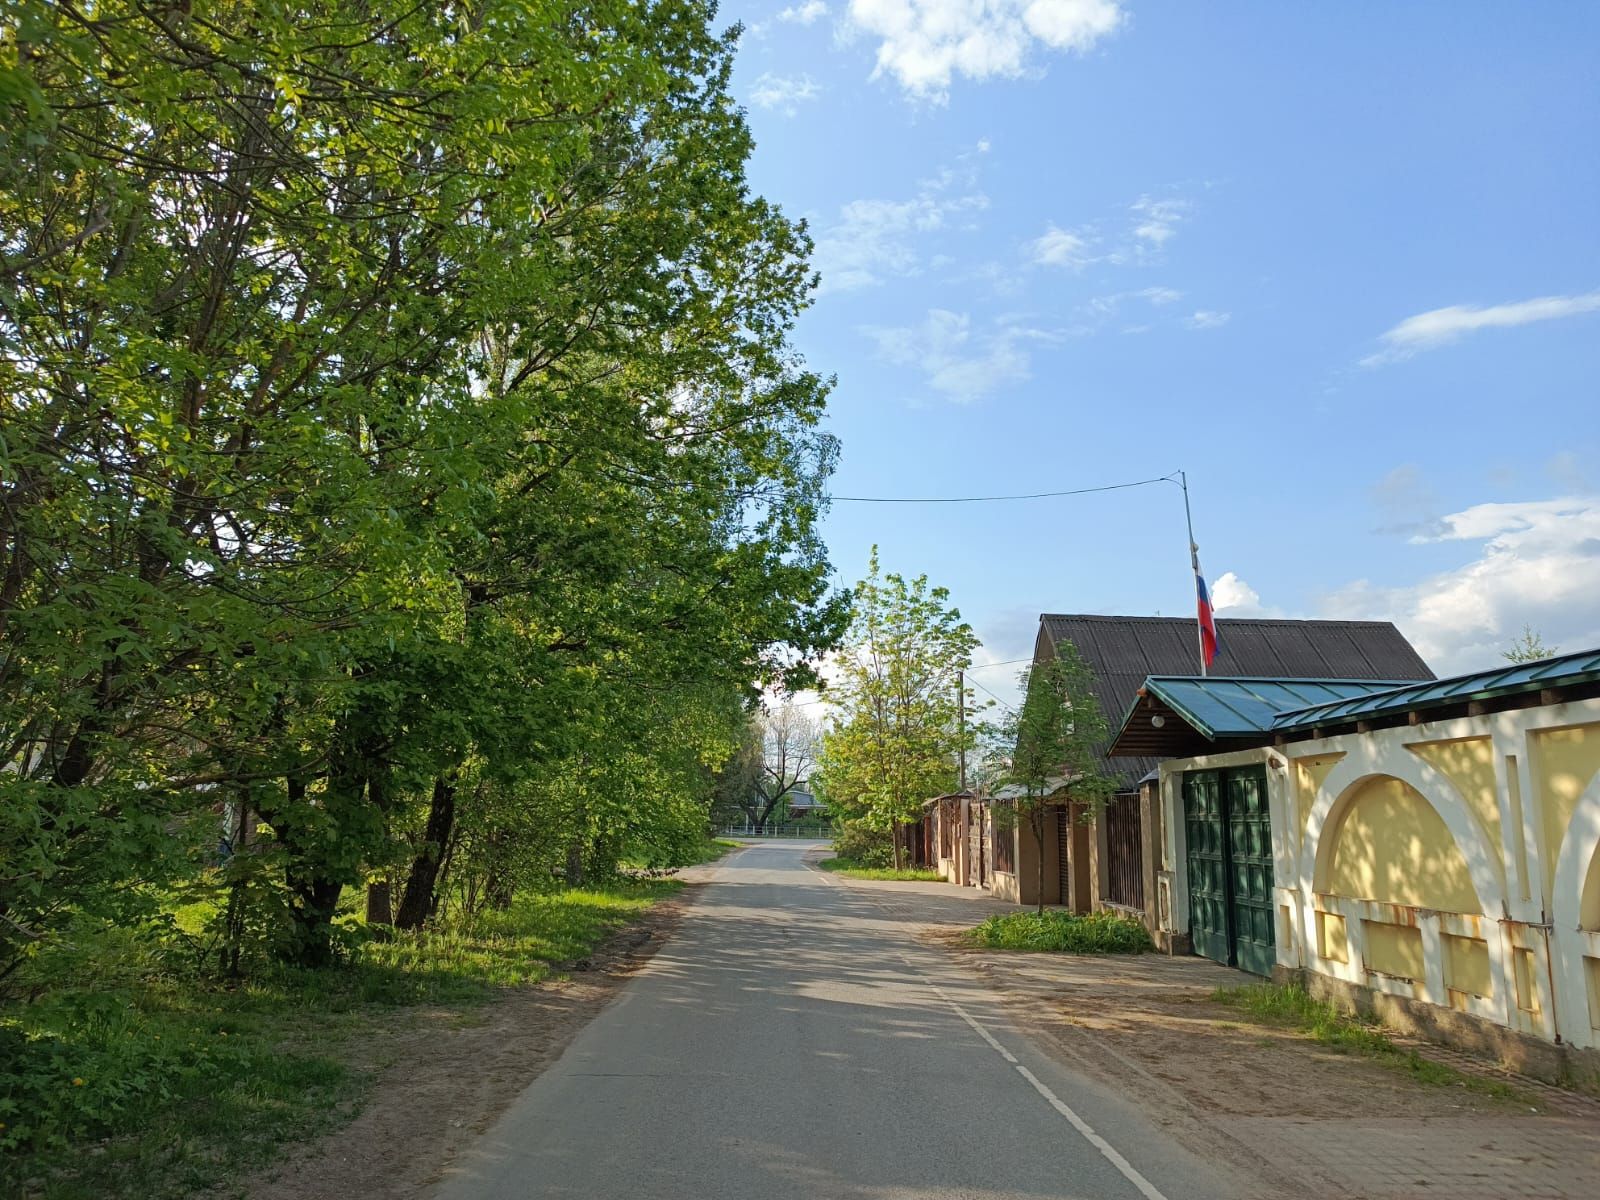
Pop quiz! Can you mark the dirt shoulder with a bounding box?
[239,884,702,1200]
[837,876,1600,1200]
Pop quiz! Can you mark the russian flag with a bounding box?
[1195,569,1220,670]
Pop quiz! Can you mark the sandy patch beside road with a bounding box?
[240,885,701,1200]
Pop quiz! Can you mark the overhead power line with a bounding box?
[824,473,1179,504]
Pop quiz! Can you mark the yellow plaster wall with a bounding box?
[1583,844,1600,932]
[1513,948,1543,1017]
[1364,921,1425,981]
[1442,934,1492,999]
[1533,723,1600,907]
[1324,777,1480,913]
[1317,910,1348,963]
[1588,957,1600,1032]
[1293,754,1346,852]
[1408,738,1503,890]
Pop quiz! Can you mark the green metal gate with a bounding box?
[1182,771,1231,964]
[1225,768,1277,975]
[1182,766,1276,974]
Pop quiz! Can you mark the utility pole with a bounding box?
[1179,469,1208,677]
[957,668,967,792]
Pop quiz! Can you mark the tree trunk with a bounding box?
[395,774,457,930]
[365,880,392,926]
[285,874,344,966]
[892,820,903,870]
[273,773,347,966]
[564,842,585,887]
[1034,809,1046,915]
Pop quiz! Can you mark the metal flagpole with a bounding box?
[1178,470,1207,677]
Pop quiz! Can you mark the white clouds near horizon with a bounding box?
[1210,571,1278,618]
[1322,496,1600,674]
[847,0,1125,100]
[1362,290,1600,366]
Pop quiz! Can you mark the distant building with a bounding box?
[932,614,1433,914]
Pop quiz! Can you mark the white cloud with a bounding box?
[1030,224,1092,269]
[1321,496,1600,674]
[847,0,1125,100]
[812,151,989,292]
[1129,194,1188,247]
[750,72,822,114]
[862,309,1042,403]
[1185,309,1230,330]
[779,0,830,23]
[1031,191,1195,272]
[1362,290,1600,366]
[1210,571,1262,615]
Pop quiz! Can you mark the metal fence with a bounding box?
[716,823,831,839]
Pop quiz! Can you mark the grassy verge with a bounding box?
[0,880,679,1200]
[816,857,942,882]
[690,837,743,863]
[1213,982,1524,1100]
[969,909,1154,954]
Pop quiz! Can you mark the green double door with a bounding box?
[1182,766,1276,976]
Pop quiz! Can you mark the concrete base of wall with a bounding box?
[1158,931,1192,956]
[1273,966,1600,1095]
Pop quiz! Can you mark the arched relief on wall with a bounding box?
[1550,768,1600,1048]
[1302,746,1507,920]
[1405,737,1505,895]
[1552,769,1600,934]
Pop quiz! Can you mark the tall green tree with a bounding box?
[992,648,1118,914]
[815,550,976,869]
[0,0,847,969]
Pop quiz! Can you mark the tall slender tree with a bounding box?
[816,550,977,869]
[992,647,1118,914]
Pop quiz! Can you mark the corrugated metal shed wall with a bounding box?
[1036,615,1435,786]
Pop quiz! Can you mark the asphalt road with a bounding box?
[433,841,1235,1200]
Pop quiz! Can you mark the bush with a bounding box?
[829,823,892,868]
[969,909,1153,954]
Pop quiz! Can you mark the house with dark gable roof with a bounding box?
[935,613,1434,919]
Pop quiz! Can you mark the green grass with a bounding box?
[1212,982,1525,1100]
[968,909,1155,954]
[0,880,679,1200]
[816,857,942,882]
[691,837,743,863]
[622,836,741,874]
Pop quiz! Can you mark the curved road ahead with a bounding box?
[433,841,1234,1200]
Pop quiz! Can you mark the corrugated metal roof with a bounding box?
[1270,647,1600,730]
[1036,614,1434,785]
[1136,676,1415,738]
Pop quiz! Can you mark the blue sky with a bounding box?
[729,1,1600,700]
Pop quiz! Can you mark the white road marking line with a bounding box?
[934,983,1171,1200]
[818,860,1169,1200]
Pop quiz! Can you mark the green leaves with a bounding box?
[0,0,845,968]
[996,644,1118,810]
[815,548,976,864]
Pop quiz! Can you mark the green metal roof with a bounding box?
[1270,647,1600,730]
[1131,677,1413,739]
